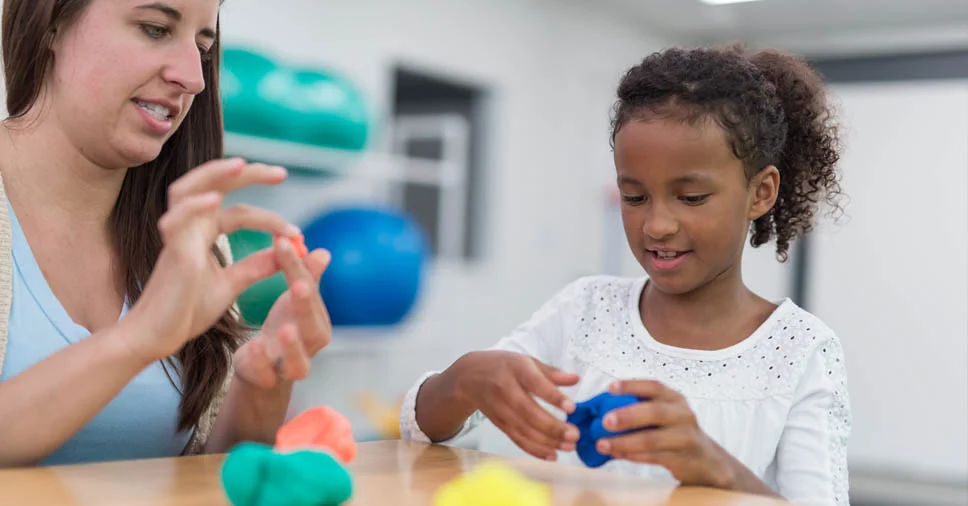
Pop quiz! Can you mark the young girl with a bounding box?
[0,0,333,466]
[401,45,849,505]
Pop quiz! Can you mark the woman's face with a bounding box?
[45,0,219,168]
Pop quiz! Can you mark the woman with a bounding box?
[0,0,333,466]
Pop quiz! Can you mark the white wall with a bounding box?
[215,0,677,438]
[811,80,968,482]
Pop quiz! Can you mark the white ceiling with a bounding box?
[601,0,968,57]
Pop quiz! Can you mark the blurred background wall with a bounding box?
[2,1,965,504]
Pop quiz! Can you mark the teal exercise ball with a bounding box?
[220,47,290,140]
[272,68,370,151]
[302,206,429,326]
[228,229,287,326]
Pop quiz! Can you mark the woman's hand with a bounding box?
[233,237,333,389]
[201,239,333,451]
[128,157,299,363]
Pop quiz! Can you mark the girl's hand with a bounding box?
[451,351,581,461]
[233,238,332,389]
[596,379,736,489]
[129,158,298,363]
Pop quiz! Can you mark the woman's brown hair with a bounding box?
[2,0,248,434]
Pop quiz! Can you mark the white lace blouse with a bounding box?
[400,275,851,506]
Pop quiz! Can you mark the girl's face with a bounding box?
[614,118,778,295]
[43,0,219,169]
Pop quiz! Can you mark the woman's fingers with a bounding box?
[217,204,300,238]
[223,248,279,298]
[167,159,288,205]
[167,158,243,205]
[276,237,315,285]
[275,239,332,353]
[236,339,278,390]
[303,249,331,283]
[157,192,221,247]
[277,324,311,381]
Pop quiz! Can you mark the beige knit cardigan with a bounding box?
[0,173,234,455]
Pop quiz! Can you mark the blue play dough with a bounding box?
[566,392,644,468]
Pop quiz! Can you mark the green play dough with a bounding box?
[221,442,353,506]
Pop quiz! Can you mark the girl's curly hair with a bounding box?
[611,44,844,261]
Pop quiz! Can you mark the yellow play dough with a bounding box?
[434,461,551,506]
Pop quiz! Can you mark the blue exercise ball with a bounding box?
[302,206,429,326]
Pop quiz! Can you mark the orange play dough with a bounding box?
[275,406,357,463]
[289,233,309,259]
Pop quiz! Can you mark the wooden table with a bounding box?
[0,440,788,505]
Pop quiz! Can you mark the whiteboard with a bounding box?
[810,80,968,481]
